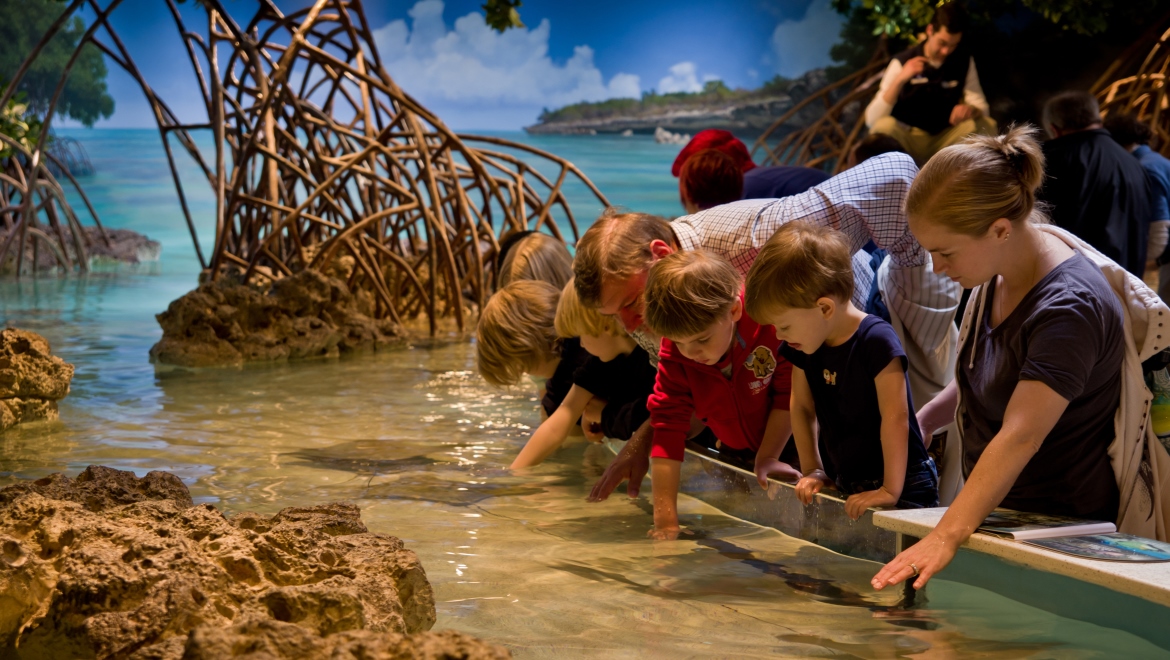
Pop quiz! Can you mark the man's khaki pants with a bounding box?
[870,115,998,166]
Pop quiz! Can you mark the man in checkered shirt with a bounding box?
[574,151,961,502]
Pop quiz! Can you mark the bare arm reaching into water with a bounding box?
[648,457,683,539]
[587,419,652,501]
[511,385,594,469]
[754,409,799,488]
[871,380,1070,590]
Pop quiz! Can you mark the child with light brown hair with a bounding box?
[477,279,593,425]
[745,221,937,521]
[643,250,797,539]
[512,279,658,467]
[496,231,573,290]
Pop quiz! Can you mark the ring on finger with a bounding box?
[909,562,920,577]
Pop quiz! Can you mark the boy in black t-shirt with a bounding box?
[745,222,938,519]
[510,278,657,469]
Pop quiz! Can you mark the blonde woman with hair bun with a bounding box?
[874,124,1135,591]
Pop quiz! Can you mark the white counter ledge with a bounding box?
[872,507,1170,609]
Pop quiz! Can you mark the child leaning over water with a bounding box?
[745,222,938,520]
[477,279,658,468]
[510,279,658,468]
[477,279,592,427]
[554,279,659,447]
[643,250,799,540]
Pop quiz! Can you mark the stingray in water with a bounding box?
[285,439,443,475]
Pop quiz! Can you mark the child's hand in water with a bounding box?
[581,396,607,443]
[647,525,682,541]
[794,471,828,505]
[844,487,898,520]
[754,457,801,489]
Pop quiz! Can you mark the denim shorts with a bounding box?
[836,457,939,509]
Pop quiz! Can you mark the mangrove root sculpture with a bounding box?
[1094,20,1170,151]
[0,136,118,274]
[3,0,608,336]
[751,42,891,175]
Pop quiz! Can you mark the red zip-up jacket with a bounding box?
[648,309,792,462]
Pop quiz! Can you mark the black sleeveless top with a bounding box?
[891,43,971,135]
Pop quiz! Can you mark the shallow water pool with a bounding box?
[1,285,1167,657]
[2,129,1168,657]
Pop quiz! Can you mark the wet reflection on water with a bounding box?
[0,336,1165,658]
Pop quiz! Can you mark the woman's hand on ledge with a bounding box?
[871,528,962,591]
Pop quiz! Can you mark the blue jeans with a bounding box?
[836,458,939,509]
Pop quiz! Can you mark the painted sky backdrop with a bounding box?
[65,0,844,130]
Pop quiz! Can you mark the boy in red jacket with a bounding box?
[642,250,799,540]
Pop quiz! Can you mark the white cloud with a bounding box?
[657,62,702,94]
[770,1,846,78]
[372,0,640,128]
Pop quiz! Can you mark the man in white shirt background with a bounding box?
[864,1,997,165]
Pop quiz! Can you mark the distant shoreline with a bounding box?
[525,69,829,137]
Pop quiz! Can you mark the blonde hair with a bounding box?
[498,232,573,290]
[573,208,675,306]
[555,278,622,338]
[643,250,741,339]
[906,124,1047,236]
[745,221,853,317]
[476,280,561,387]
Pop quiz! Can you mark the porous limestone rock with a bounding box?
[149,268,404,368]
[83,227,162,265]
[0,328,74,432]
[182,619,512,659]
[0,466,507,659]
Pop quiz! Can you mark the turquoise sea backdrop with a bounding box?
[0,127,686,477]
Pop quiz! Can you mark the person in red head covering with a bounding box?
[672,129,830,210]
[679,149,743,213]
[671,129,756,176]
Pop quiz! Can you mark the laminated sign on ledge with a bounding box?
[977,509,1170,562]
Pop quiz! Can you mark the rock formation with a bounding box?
[0,329,74,432]
[526,69,830,136]
[183,621,511,659]
[0,466,510,659]
[0,226,161,274]
[83,227,162,266]
[653,127,691,145]
[149,268,405,368]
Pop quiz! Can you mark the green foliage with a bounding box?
[0,87,44,159]
[760,75,793,95]
[830,0,1170,38]
[825,5,908,81]
[829,0,933,39]
[0,0,114,127]
[482,0,525,33]
[702,79,732,97]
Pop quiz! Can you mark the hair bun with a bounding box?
[985,124,1046,194]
